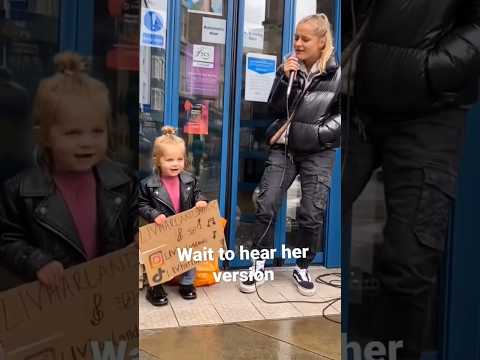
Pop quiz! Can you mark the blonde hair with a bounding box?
[152,126,186,173]
[297,13,334,73]
[33,51,112,148]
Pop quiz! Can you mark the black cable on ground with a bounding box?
[253,272,342,325]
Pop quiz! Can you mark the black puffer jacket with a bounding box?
[266,56,341,153]
[0,160,138,283]
[138,171,207,222]
[347,0,480,115]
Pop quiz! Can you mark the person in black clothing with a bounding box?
[342,0,480,358]
[239,14,341,296]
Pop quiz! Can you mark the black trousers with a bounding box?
[252,145,335,269]
[343,108,466,359]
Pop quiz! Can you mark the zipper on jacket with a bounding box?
[34,217,87,259]
[291,71,324,111]
[184,186,193,208]
[155,196,176,215]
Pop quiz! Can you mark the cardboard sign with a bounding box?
[139,200,226,286]
[0,247,139,359]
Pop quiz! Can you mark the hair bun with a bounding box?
[161,126,177,136]
[54,52,87,75]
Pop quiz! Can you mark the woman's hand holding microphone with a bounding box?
[284,55,300,78]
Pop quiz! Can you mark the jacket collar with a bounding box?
[299,60,320,75]
[146,171,196,214]
[20,159,130,197]
[146,170,195,188]
[325,55,338,73]
[299,55,338,79]
[18,160,130,260]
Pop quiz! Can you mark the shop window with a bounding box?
[177,0,228,200]
[234,0,285,251]
[137,0,168,177]
[0,0,60,181]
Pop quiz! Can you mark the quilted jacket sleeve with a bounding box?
[428,0,480,95]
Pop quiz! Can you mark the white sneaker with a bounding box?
[292,266,316,296]
[239,260,266,293]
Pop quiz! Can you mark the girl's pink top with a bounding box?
[53,170,98,260]
[161,175,181,213]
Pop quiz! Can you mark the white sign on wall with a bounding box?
[244,28,264,50]
[202,17,226,44]
[141,8,167,48]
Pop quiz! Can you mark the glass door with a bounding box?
[175,0,229,201]
[84,0,142,170]
[0,0,60,95]
[138,0,168,177]
[228,0,285,267]
[444,104,480,360]
[0,0,61,290]
[227,0,340,268]
[136,0,233,206]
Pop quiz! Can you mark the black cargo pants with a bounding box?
[343,108,466,359]
[253,144,335,269]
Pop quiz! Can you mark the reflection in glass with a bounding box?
[234,0,284,252]
[178,0,227,200]
[91,0,142,168]
[0,1,60,183]
[138,0,168,177]
[0,1,60,95]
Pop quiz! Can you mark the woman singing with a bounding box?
[239,13,340,296]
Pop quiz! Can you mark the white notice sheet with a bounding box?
[245,53,277,102]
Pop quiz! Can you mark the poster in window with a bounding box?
[183,100,209,135]
[245,53,277,102]
[140,7,166,48]
[185,44,220,97]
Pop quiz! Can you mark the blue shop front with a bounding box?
[138,0,342,269]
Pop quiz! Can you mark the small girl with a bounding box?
[139,126,207,306]
[0,52,137,289]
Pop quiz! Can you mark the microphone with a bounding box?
[286,52,297,98]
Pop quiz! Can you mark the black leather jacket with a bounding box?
[346,0,480,114]
[0,160,138,282]
[266,56,341,153]
[138,171,207,222]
